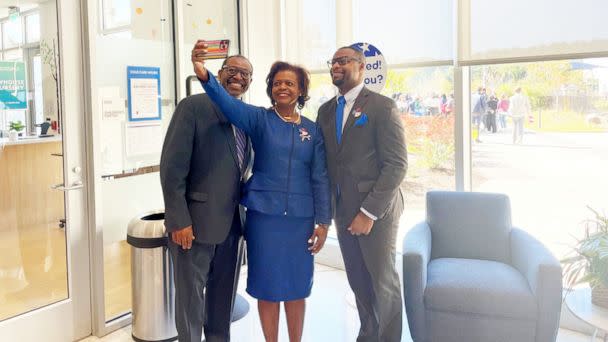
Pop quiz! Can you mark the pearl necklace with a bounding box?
[274,108,301,124]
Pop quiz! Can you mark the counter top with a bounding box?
[0,135,62,147]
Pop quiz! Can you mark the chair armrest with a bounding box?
[402,221,432,341]
[510,227,562,342]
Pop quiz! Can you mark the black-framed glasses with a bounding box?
[221,66,252,80]
[327,56,361,68]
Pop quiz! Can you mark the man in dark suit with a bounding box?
[160,55,253,342]
[317,46,408,342]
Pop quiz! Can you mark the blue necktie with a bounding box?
[336,96,346,144]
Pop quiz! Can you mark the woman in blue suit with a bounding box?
[191,41,331,342]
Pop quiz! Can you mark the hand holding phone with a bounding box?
[201,39,230,60]
[192,39,231,82]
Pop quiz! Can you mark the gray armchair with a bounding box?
[402,191,562,342]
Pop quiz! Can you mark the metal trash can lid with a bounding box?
[127,209,167,248]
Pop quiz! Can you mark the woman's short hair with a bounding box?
[265,61,311,110]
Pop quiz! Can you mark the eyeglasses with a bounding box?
[326,56,361,68]
[221,66,252,80]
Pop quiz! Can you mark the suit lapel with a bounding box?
[325,97,339,151]
[340,87,370,150]
[213,108,240,169]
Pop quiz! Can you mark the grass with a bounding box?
[527,110,607,132]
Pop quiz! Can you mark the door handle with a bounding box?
[51,180,83,191]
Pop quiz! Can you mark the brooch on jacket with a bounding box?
[299,127,311,141]
[354,112,369,126]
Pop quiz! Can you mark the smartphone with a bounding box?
[203,39,230,60]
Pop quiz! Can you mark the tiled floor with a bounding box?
[80,264,595,342]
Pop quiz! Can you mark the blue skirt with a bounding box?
[245,210,314,302]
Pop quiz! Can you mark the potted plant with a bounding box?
[562,207,608,308]
[9,121,26,136]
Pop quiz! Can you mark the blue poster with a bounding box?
[0,61,27,110]
[127,66,161,121]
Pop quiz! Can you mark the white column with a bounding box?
[335,0,353,47]
[454,0,471,191]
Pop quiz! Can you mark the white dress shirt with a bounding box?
[337,82,365,131]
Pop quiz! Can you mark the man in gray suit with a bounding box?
[160,55,253,342]
[317,46,408,342]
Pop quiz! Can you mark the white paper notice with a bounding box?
[99,88,125,175]
[125,124,162,156]
[102,97,126,120]
[101,120,124,175]
[130,78,159,120]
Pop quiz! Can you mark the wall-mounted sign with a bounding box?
[127,66,161,121]
[350,42,387,94]
[0,61,27,110]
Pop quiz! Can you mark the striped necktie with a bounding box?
[234,126,246,170]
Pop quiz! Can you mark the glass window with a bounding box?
[2,17,23,48]
[25,13,40,43]
[3,48,22,60]
[102,0,131,31]
[302,73,336,121]
[305,66,456,244]
[463,0,608,62]
[291,0,336,69]
[388,66,456,244]
[352,0,453,64]
[470,58,608,260]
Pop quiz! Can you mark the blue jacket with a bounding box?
[201,74,331,224]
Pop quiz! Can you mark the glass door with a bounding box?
[0,0,91,341]
[83,0,177,335]
[83,0,241,336]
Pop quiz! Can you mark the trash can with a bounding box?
[126,210,177,342]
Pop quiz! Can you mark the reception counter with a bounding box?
[0,134,62,147]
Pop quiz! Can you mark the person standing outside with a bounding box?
[486,94,498,133]
[471,87,487,142]
[160,55,253,342]
[497,94,510,131]
[509,87,531,144]
[446,93,455,116]
[317,46,408,342]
